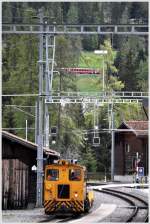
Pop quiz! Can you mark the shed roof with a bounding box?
[118,120,148,137]
[2,131,60,158]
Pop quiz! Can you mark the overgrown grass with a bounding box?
[76,51,104,92]
[76,75,102,92]
[53,51,117,92]
[79,51,104,69]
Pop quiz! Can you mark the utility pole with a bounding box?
[35,102,38,144]
[44,23,56,148]
[36,8,44,208]
[44,25,50,148]
[36,10,56,207]
[94,50,108,91]
[25,120,28,140]
[111,103,115,182]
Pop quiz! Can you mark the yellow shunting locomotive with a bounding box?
[44,159,94,214]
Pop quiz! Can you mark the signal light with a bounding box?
[51,126,57,135]
[51,136,56,144]
[93,137,100,145]
[74,192,78,198]
[84,133,88,141]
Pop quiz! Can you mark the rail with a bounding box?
[94,188,148,222]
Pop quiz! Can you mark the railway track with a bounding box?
[39,214,82,223]
[94,187,148,222]
[2,188,148,223]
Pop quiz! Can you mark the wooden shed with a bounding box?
[2,131,60,210]
[115,121,148,176]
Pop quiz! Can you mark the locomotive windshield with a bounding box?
[69,169,81,181]
[46,169,59,181]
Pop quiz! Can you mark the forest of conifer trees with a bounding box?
[2,2,148,173]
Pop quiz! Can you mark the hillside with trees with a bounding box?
[2,2,148,174]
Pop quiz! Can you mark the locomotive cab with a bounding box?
[44,159,93,214]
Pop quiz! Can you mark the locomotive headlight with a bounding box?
[74,192,78,198]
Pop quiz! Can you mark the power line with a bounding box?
[2,127,147,132]
[4,105,35,117]
[4,105,36,108]
[2,127,35,130]
[2,4,36,13]
[13,107,35,118]
[85,129,148,133]
[3,37,38,44]
[3,88,37,91]
[2,93,38,97]
[3,17,34,19]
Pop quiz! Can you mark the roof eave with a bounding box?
[2,131,60,157]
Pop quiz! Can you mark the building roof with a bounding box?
[118,120,148,137]
[2,131,60,158]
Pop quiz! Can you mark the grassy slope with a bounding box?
[76,51,104,92]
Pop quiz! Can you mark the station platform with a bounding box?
[88,182,149,195]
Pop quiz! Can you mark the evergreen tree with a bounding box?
[80,145,97,172]
[2,26,38,140]
[136,58,148,91]
[2,2,148,172]
[115,37,147,91]
[130,2,148,21]
[67,3,78,24]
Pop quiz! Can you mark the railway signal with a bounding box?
[138,167,144,177]
[51,126,57,135]
[51,136,56,145]
[93,137,100,146]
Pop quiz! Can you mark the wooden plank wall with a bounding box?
[2,159,29,209]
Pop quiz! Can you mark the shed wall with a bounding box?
[2,159,29,209]
[2,132,59,210]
